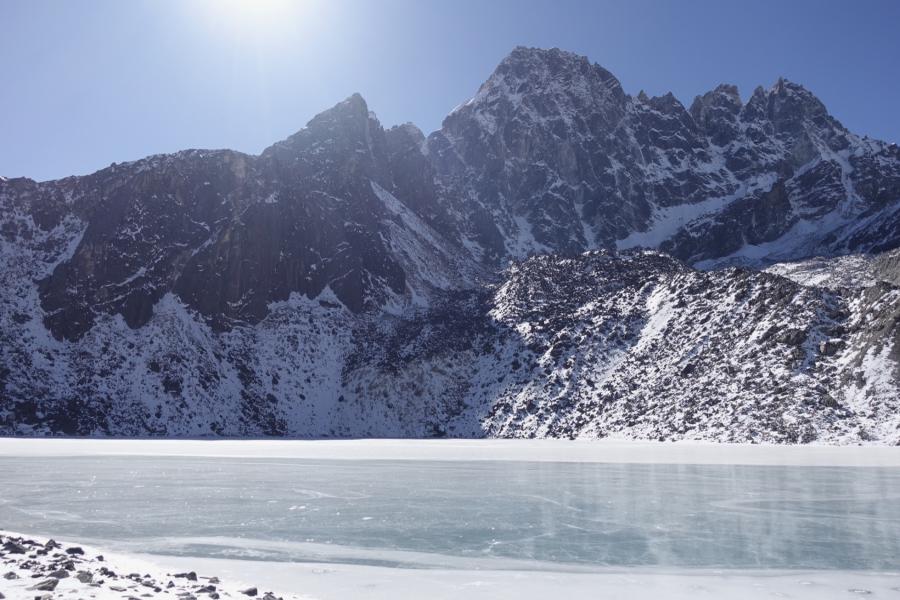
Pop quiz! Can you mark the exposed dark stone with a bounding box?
[76,570,93,583]
[28,578,58,591]
[2,540,27,554]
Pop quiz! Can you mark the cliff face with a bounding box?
[29,95,472,341]
[429,48,900,266]
[1,47,898,441]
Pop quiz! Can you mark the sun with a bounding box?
[217,0,294,25]
[200,0,305,40]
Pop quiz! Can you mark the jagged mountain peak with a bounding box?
[713,83,741,99]
[320,91,371,120]
[443,47,626,132]
[689,84,743,145]
[743,77,843,133]
[263,92,381,158]
[491,46,618,87]
[641,90,691,116]
[690,83,742,113]
[763,77,827,115]
[20,83,478,342]
[387,122,426,148]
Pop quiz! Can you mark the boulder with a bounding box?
[76,570,93,583]
[28,578,59,591]
[2,540,27,554]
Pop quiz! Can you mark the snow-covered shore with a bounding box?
[3,531,900,600]
[1,437,899,466]
[0,532,304,600]
[138,556,900,600]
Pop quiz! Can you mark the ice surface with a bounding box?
[1,454,900,573]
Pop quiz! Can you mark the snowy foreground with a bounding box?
[0,532,300,600]
[2,530,899,600]
[2,439,900,599]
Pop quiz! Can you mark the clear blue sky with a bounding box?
[3,0,899,181]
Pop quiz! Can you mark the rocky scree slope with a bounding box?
[1,47,899,441]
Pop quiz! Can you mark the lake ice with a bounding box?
[2,453,900,573]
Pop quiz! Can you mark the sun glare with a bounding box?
[218,0,293,24]
[199,0,307,40]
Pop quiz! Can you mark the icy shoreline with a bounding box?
[0,532,302,600]
[3,531,900,600]
[1,437,899,466]
[137,556,900,600]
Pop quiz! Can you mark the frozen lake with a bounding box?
[2,450,900,573]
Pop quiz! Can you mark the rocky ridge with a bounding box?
[429,47,900,265]
[1,47,898,442]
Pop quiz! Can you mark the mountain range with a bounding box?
[1,47,898,442]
